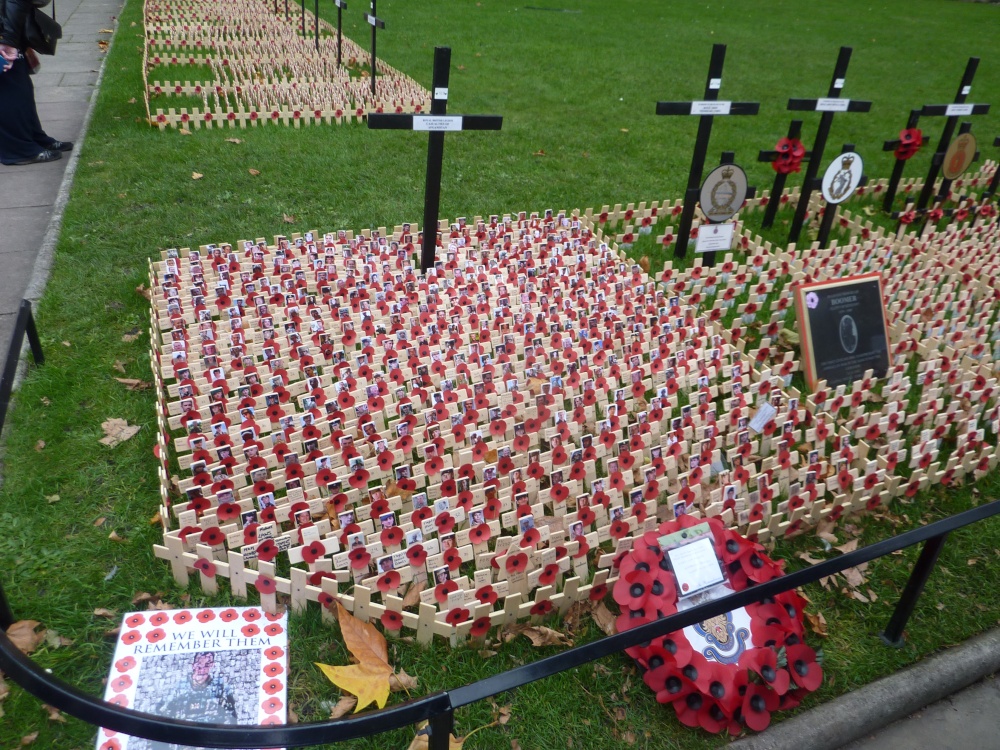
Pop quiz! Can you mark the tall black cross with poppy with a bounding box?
[757,120,810,229]
[368,47,503,274]
[655,44,759,259]
[365,0,386,97]
[912,57,989,215]
[786,47,872,246]
[334,0,346,65]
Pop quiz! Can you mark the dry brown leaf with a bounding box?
[329,695,357,718]
[112,360,127,374]
[7,621,45,654]
[485,448,498,464]
[797,551,825,565]
[496,704,511,725]
[637,256,651,273]
[389,668,418,693]
[623,731,636,745]
[804,610,828,637]
[42,703,66,722]
[248,168,261,176]
[835,539,859,555]
[114,377,153,391]
[968,558,979,566]
[99,28,114,33]
[532,150,546,157]
[61,341,71,347]
[192,172,204,180]
[109,530,126,542]
[93,608,116,618]
[283,213,296,224]
[406,721,465,750]
[225,137,243,144]
[94,517,106,527]
[20,732,38,746]
[147,600,173,611]
[315,602,394,712]
[135,283,151,300]
[867,588,878,602]
[502,624,573,648]
[841,566,867,589]
[590,602,616,636]
[40,397,50,406]
[936,602,946,610]
[121,332,140,343]
[178,128,192,135]
[34,440,45,452]
[401,580,426,608]
[99,418,140,447]
[44,630,73,649]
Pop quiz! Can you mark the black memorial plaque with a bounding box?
[795,273,890,391]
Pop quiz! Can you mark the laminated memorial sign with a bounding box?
[794,272,890,390]
[96,606,288,750]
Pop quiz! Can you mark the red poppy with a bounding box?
[406,544,427,567]
[261,696,284,715]
[149,612,169,626]
[125,613,146,628]
[145,628,166,643]
[255,575,277,595]
[172,610,193,625]
[256,539,279,563]
[115,655,137,672]
[445,608,470,626]
[530,599,553,617]
[470,616,492,638]
[349,547,372,570]
[434,580,459,603]
[377,570,402,592]
[505,552,528,574]
[381,610,404,631]
[264,645,285,661]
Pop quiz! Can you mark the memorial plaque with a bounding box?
[699,163,748,223]
[695,222,735,254]
[942,131,977,180]
[820,151,864,204]
[794,272,890,390]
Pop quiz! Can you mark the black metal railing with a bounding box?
[0,299,44,437]
[2,497,998,750]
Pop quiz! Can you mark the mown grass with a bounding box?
[2,0,1000,748]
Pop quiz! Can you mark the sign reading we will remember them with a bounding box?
[794,272,890,391]
[96,606,288,750]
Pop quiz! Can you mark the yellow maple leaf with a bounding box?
[316,602,394,712]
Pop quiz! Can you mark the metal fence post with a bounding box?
[427,702,454,750]
[880,533,949,647]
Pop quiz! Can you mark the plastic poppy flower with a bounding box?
[470,616,492,638]
[434,580,459,603]
[381,610,404,631]
[406,544,427,567]
[785,644,823,691]
[505,552,528,574]
[377,570,401,592]
[530,599,553,617]
[538,563,561,587]
[255,575,277,595]
[255,539,279,563]
[348,547,372,570]
[300,540,327,565]
[445,608,470,626]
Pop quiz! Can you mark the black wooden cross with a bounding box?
[656,44,759,259]
[334,0,346,66]
[880,108,921,212]
[368,47,503,274]
[365,0,385,98]
[913,57,990,213]
[985,136,1000,200]
[757,119,811,229]
[786,47,872,246]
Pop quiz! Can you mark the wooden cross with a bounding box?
[986,136,1000,200]
[913,57,990,213]
[334,0,346,66]
[786,47,872,246]
[365,0,386,98]
[368,47,503,274]
[757,120,811,229]
[655,44,759,259]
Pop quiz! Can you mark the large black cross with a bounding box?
[757,120,812,229]
[334,0,346,66]
[986,136,1000,200]
[786,47,872,246]
[656,44,759,259]
[368,47,503,274]
[365,0,385,98]
[913,57,990,213]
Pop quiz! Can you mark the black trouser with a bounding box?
[0,55,57,164]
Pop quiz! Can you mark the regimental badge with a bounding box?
[695,612,752,665]
[699,163,749,223]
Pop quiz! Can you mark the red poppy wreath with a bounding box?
[612,515,821,735]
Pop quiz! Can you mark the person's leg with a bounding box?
[0,57,49,164]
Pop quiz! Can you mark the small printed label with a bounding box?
[961,85,971,95]
[834,78,845,89]
[434,87,449,100]
[709,78,722,90]
[412,116,464,131]
[691,100,732,115]
[695,222,736,254]
[946,103,974,116]
[816,98,850,112]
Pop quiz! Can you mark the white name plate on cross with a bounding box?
[816,98,850,112]
[695,222,735,254]
[946,103,975,117]
[413,116,464,132]
[691,101,732,116]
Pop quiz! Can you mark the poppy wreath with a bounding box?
[612,515,821,735]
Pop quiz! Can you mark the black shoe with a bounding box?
[48,141,74,152]
[10,150,62,165]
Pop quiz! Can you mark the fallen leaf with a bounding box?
[936,602,946,610]
[20,732,38,746]
[532,150,546,157]
[401,580,426,608]
[94,517,106,527]
[315,602,394,711]
[97,40,109,50]
[248,168,261,176]
[226,138,243,144]
[121,332,140,343]
[113,360,127,374]
[99,418,140,447]
[485,448,498,464]
[93,608,116,618]
[389,668,418,693]
[6,621,46,654]
[42,704,66,722]
[620,128,629,133]
[841,566,867,589]
[99,28,114,32]
[127,97,136,104]
[329,695,357,718]
[45,494,60,504]
[590,602,616,636]
[804,610,828,637]
[179,128,192,135]
[835,539,859,555]
[34,440,45,452]
[407,721,465,750]
[637,256,651,273]
[968,558,979,566]
[283,213,296,224]
[147,600,173,611]
[114,377,153,391]
[797,551,825,565]
[135,284,151,300]
[501,624,573,648]
[109,530,126,542]
[61,340,71,347]
[40,397,50,406]
[192,172,204,180]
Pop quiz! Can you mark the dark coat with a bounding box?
[0,0,33,51]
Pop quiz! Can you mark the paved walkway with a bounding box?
[1,0,999,747]
[0,0,122,362]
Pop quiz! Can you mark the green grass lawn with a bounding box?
[2,0,1000,748]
